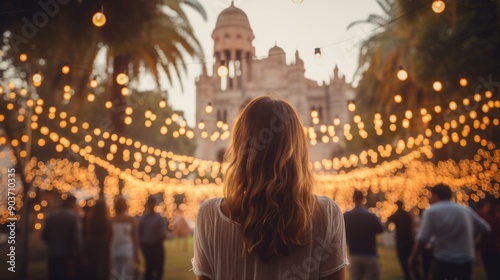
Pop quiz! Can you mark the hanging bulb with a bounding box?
[433,81,443,92]
[333,116,340,126]
[92,7,106,27]
[432,0,446,14]
[159,98,167,108]
[397,66,408,81]
[459,76,468,87]
[347,100,356,112]
[87,93,95,102]
[198,120,205,130]
[217,63,228,77]
[89,76,98,88]
[32,72,43,87]
[205,102,213,113]
[61,65,70,74]
[19,53,28,62]
[394,94,402,104]
[145,108,152,119]
[116,73,129,85]
[314,48,321,57]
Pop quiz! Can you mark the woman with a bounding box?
[111,196,139,279]
[192,96,348,280]
[85,199,112,280]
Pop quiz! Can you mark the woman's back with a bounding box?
[111,216,134,257]
[192,196,347,280]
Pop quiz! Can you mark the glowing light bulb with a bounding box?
[159,99,167,108]
[61,65,70,74]
[459,77,468,87]
[217,65,228,77]
[32,73,43,87]
[92,12,106,27]
[87,93,95,102]
[19,53,28,62]
[116,73,129,85]
[198,120,205,130]
[205,103,213,113]
[90,78,98,88]
[121,87,129,96]
[394,94,402,103]
[348,101,356,112]
[397,68,408,81]
[432,0,446,14]
[433,81,442,92]
[333,117,340,126]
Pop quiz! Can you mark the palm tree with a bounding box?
[348,0,424,148]
[1,2,206,278]
[1,0,206,173]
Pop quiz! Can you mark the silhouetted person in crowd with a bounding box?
[192,96,348,280]
[111,196,139,279]
[387,201,420,280]
[408,184,490,280]
[477,198,500,280]
[41,195,83,280]
[85,199,112,280]
[344,190,383,280]
[173,209,191,252]
[139,196,167,280]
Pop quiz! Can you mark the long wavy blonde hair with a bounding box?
[224,95,316,261]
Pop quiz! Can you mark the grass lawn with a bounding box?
[0,234,487,279]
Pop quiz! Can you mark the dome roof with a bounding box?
[268,44,285,57]
[215,2,251,30]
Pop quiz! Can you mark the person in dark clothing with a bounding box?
[387,201,421,280]
[478,198,500,280]
[41,195,83,280]
[85,200,112,280]
[138,196,167,280]
[344,190,384,280]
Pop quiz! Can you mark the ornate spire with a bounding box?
[333,64,339,79]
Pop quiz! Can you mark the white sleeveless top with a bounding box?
[192,196,348,280]
[111,222,134,258]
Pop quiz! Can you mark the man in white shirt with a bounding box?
[408,184,490,280]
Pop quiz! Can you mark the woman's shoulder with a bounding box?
[315,196,342,215]
[199,197,223,210]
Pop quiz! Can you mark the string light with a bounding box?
[397,67,408,81]
[459,77,468,87]
[90,77,98,88]
[314,48,321,57]
[217,64,228,77]
[159,99,167,109]
[19,53,28,62]
[433,81,443,92]
[61,65,70,75]
[205,103,213,113]
[116,73,129,85]
[432,0,446,14]
[32,72,43,87]
[92,8,107,27]
[348,100,356,112]
[394,94,402,104]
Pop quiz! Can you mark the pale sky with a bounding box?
[149,0,383,126]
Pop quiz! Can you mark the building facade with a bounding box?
[195,2,355,161]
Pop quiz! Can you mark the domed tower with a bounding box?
[268,43,286,65]
[212,1,255,91]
